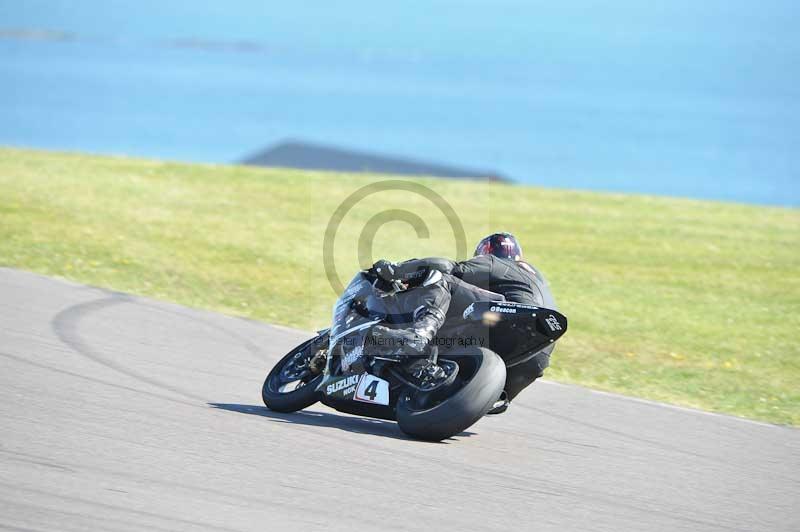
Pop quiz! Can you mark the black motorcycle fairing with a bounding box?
[318,278,569,419]
[328,273,386,360]
[454,301,568,367]
[317,273,394,410]
[264,269,569,439]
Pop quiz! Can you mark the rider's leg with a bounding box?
[487,349,550,415]
[504,346,552,401]
[444,275,505,319]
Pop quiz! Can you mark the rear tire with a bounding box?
[262,334,326,413]
[396,347,506,441]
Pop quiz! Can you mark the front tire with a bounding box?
[396,347,506,441]
[262,333,326,413]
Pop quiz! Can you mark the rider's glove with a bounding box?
[371,259,398,283]
[372,325,428,355]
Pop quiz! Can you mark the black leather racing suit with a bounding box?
[379,269,505,347]
[392,255,557,401]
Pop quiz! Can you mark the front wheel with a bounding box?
[262,333,327,413]
[396,347,506,441]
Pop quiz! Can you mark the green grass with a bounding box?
[1,147,798,424]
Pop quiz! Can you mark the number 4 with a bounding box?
[363,380,379,400]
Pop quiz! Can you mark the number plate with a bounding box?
[354,374,390,405]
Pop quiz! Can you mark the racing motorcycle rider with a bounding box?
[368,264,505,385]
[372,232,557,414]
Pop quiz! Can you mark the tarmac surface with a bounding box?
[1,268,797,531]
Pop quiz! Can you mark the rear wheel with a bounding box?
[262,333,327,413]
[396,347,505,441]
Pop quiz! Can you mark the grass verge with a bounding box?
[1,147,798,424]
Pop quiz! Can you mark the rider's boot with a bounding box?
[404,357,446,381]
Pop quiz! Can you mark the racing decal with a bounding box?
[326,374,361,395]
[490,305,517,314]
[462,303,475,319]
[354,374,390,405]
[510,303,540,310]
[545,314,563,331]
[342,279,365,299]
[340,344,364,371]
[330,319,381,344]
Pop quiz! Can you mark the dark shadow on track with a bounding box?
[208,403,475,443]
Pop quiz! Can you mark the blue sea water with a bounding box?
[0,0,798,206]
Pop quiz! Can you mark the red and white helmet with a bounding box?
[474,232,523,261]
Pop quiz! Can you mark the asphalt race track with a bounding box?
[1,268,797,531]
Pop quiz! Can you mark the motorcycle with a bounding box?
[262,270,568,441]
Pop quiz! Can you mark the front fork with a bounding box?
[306,329,330,376]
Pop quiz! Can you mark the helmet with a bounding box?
[474,232,523,260]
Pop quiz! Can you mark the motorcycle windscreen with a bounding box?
[329,273,387,371]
